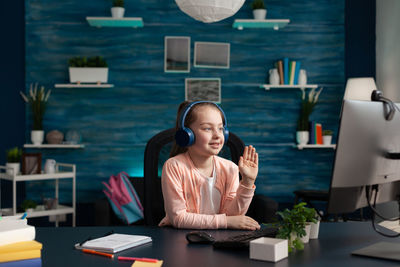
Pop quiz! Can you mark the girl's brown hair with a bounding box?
[169,101,225,158]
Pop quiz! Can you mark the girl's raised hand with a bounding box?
[238,145,258,187]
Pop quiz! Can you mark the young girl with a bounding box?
[159,101,260,230]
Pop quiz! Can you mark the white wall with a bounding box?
[376,0,400,101]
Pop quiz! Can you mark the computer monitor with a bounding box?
[327,99,400,214]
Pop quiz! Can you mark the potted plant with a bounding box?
[322,130,333,145]
[251,0,267,20]
[20,199,37,213]
[275,202,317,252]
[6,147,22,175]
[111,0,125,18]
[20,83,51,145]
[68,56,108,84]
[296,87,323,145]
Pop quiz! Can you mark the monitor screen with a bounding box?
[327,99,400,214]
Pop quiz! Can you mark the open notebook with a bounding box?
[74,233,152,253]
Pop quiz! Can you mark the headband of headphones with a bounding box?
[175,101,229,147]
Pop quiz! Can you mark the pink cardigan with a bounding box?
[159,152,255,229]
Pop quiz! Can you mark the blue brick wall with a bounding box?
[24,0,344,203]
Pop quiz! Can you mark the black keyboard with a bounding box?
[213,226,278,249]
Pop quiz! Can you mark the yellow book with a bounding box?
[0,241,42,253]
[0,250,40,263]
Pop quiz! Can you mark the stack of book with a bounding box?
[275,58,302,85]
[0,215,42,266]
[309,121,323,145]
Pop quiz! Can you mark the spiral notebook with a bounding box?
[74,233,152,253]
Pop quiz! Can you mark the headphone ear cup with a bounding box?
[175,128,195,147]
[223,127,229,144]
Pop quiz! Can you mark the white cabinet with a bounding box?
[0,163,76,227]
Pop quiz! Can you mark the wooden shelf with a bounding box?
[86,17,144,28]
[296,144,336,150]
[24,144,84,149]
[54,83,114,88]
[260,84,319,90]
[233,19,290,30]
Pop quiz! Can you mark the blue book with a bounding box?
[0,258,41,267]
[294,61,301,85]
[283,57,289,85]
[309,121,315,144]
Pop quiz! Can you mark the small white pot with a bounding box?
[31,130,44,145]
[296,131,309,145]
[323,135,332,145]
[69,67,109,84]
[111,7,125,18]
[253,9,267,20]
[310,220,320,239]
[6,163,20,175]
[300,223,311,243]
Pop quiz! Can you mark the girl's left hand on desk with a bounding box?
[238,145,258,187]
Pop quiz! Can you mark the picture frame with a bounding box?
[185,78,221,103]
[22,153,42,175]
[164,36,190,73]
[194,42,230,69]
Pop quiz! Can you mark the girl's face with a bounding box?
[188,105,225,158]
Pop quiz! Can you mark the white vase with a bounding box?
[323,135,332,145]
[296,131,309,145]
[6,162,20,175]
[253,9,267,20]
[269,68,280,85]
[310,220,320,239]
[298,69,307,85]
[300,223,311,244]
[31,130,44,145]
[111,7,125,18]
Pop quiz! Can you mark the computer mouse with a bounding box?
[186,231,215,244]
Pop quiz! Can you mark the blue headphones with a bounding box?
[175,101,229,147]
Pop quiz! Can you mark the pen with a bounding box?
[118,256,158,263]
[21,212,27,220]
[82,249,114,259]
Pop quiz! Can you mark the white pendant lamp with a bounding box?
[175,0,245,23]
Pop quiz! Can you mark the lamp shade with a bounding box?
[344,77,377,101]
[175,0,245,23]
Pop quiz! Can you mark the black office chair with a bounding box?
[143,128,278,226]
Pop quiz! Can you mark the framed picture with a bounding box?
[164,36,190,73]
[194,42,230,69]
[185,78,221,103]
[22,153,42,175]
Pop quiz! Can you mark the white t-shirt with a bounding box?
[199,164,221,214]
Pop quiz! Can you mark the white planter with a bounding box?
[250,237,288,262]
[300,223,311,243]
[6,163,20,175]
[253,9,267,20]
[310,220,320,239]
[323,135,332,145]
[69,67,109,83]
[31,130,44,145]
[111,7,125,18]
[296,131,309,145]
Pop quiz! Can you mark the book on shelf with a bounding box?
[289,61,296,85]
[0,240,42,263]
[309,121,316,144]
[283,57,289,85]
[277,60,284,84]
[294,61,301,85]
[0,258,41,267]
[0,222,35,246]
[316,123,323,145]
[74,233,152,253]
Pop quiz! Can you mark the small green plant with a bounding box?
[322,130,333,136]
[20,199,37,211]
[275,202,317,252]
[6,147,22,163]
[251,0,265,10]
[68,56,108,68]
[112,0,124,7]
[20,83,51,130]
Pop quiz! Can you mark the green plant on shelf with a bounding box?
[6,147,22,163]
[20,199,37,212]
[112,0,124,7]
[68,56,108,68]
[297,87,323,131]
[275,202,317,252]
[251,0,265,10]
[322,130,333,136]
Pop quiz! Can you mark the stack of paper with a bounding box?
[0,215,42,266]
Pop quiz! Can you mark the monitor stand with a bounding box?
[352,242,400,261]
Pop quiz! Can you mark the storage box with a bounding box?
[250,237,288,262]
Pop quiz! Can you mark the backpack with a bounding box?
[102,172,144,224]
